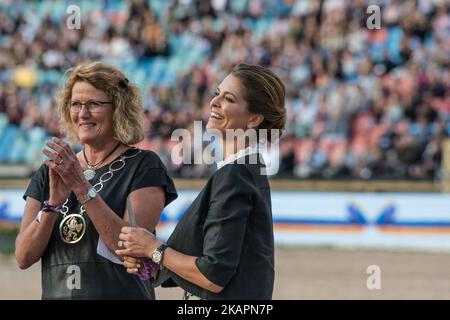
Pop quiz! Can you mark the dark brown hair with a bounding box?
[230,63,286,142]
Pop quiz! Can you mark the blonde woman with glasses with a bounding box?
[15,61,177,299]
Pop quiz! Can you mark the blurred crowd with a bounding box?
[0,0,449,180]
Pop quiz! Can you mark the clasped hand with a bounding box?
[115,226,162,274]
[42,137,89,205]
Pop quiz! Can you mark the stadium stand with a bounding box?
[0,0,448,179]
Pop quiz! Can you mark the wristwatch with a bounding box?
[77,186,97,205]
[151,243,168,265]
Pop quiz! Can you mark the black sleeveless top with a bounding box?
[23,148,177,299]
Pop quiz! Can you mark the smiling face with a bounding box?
[69,81,115,146]
[206,74,255,135]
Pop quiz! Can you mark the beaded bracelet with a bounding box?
[137,257,160,281]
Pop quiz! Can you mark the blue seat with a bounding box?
[147,57,164,85]
[137,58,154,73]
[24,127,48,165]
[149,0,173,18]
[8,129,27,163]
[387,26,403,64]
[0,124,21,162]
[230,0,248,14]
[0,113,8,136]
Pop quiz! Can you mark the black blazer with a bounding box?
[153,154,275,299]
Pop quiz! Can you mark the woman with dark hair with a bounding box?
[15,62,177,299]
[116,64,286,300]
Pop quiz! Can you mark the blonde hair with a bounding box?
[57,61,144,144]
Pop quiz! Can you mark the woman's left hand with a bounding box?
[43,137,89,193]
[115,226,161,258]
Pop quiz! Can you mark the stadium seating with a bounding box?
[0,0,447,179]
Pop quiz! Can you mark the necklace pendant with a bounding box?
[59,213,86,244]
[83,168,96,181]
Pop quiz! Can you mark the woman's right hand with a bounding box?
[47,166,71,206]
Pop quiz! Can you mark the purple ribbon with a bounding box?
[137,257,160,281]
[42,200,61,213]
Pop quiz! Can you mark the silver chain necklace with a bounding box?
[83,142,122,181]
[58,148,142,244]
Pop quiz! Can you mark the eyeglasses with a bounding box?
[68,100,112,113]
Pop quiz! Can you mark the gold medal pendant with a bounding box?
[59,213,86,244]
